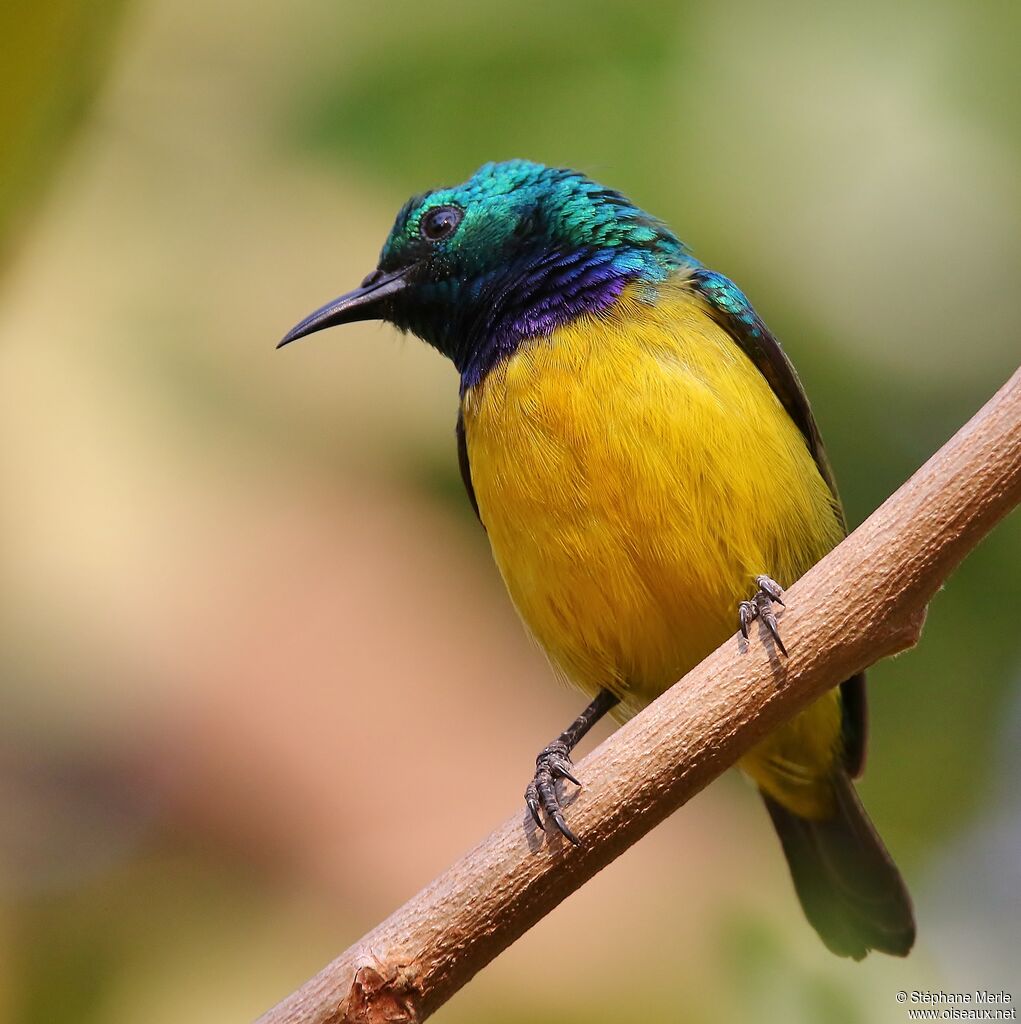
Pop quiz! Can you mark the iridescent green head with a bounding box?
[279,160,689,387]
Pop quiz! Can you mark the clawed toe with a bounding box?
[739,575,788,656]
[525,740,582,845]
[523,690,618,848]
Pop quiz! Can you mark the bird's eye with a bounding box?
[420,206,462,242]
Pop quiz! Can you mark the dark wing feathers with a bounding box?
[456,408,482,524]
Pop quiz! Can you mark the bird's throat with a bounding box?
[458,251,635,390]
[397,249,649,391]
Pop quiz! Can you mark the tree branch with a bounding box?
[257,368,1021,1024]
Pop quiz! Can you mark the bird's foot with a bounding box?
[739,574,788,656]
[525,740,582,846]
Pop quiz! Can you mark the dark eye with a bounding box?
[420,206,462,242]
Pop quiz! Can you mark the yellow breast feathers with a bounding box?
[461,278,847,813]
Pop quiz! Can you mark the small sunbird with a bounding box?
[279,160,915,959]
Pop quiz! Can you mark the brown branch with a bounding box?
[257,368,1021,1024]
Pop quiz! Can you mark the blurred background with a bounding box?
[1,0,1019,1021]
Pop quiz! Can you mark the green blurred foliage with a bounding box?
[292,0,683,202]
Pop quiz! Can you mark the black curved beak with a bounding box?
[277,267,409,349]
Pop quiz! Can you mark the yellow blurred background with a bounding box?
[1,1,1019,1022]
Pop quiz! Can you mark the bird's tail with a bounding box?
[761,773,915,959]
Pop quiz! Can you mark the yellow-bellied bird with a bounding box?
[279,160,914,959]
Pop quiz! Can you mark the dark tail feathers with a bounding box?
[762,774,915,959]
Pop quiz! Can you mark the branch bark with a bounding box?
[257,367,1021,1024]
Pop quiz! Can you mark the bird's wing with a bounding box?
[689,268,843,521]
[456,407,483,525]
[690,267,865,774]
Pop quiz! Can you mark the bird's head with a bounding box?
[279,160,688,387]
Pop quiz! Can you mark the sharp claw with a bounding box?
[551,812,581,846]
[550,758,581,787]
[525,788,545,831]
[761,609,788,657]
[739,601,753,639]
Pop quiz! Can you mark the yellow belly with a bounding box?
[461,279,848,816]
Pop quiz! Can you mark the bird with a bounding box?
[278,159,915,960]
